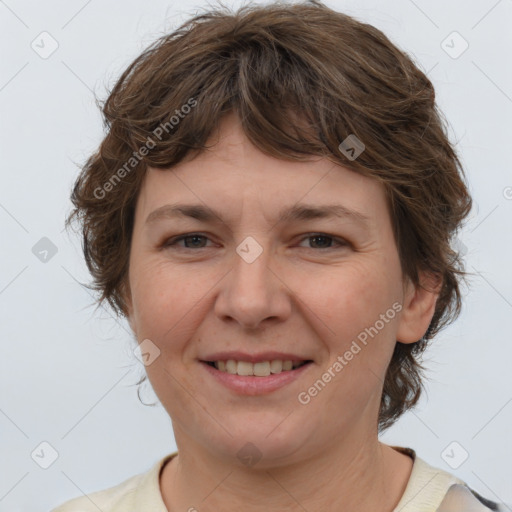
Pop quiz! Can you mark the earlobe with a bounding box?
[396,271,442,344]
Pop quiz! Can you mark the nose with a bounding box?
[214,239,292,330]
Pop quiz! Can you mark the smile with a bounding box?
[199,359,314,395]
[203,359,311,376]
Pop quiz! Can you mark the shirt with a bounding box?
[50,446,509,511]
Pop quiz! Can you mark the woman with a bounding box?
[52,1,508,510]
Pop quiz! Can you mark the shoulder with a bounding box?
[50,453,176,512]
[438,483,510,512]
[391,446,510,512]
[50,471,144,512]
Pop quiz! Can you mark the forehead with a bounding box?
[136,114,389,230]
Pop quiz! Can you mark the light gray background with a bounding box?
[0,0,511,510]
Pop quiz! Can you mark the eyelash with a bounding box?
[162,232,348,251]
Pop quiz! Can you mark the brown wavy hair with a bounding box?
[65,0,473,432]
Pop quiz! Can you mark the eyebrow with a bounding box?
[145,203,371,228]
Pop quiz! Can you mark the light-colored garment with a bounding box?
[50,446,509,511]
[390,447,508,512]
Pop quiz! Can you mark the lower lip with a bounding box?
[200,361,313,395]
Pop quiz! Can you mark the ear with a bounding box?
[396,271,442,344]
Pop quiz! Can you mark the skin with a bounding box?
[124,112,440,511]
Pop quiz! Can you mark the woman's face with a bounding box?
[125,113,433,466]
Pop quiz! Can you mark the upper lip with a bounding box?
[200,351,312,363]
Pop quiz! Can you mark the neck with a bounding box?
[160,432,413,512]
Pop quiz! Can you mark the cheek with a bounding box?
[306,264,401,418]
[306,260,399,340]
[130,260,213,349]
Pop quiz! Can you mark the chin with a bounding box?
[203,417,312,468]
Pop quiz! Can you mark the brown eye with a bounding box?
[297,233,348,250]
[163,233,211,249]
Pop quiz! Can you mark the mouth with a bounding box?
[199,357,314,395]
[200,359,313,377]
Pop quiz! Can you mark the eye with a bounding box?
[163,233,213,249]
[161,232,348,251]
[297,233,348,250]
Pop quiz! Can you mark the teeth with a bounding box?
[282,360,293,371]
[254,361,270,377]
[225,359,237,374]
[237,361,253,376]
[270,360,282,373]
[212,359,305,376]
